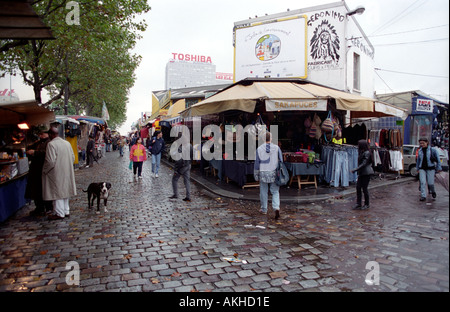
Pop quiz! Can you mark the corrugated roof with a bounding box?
[0,0,54,40]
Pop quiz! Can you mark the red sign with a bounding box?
[0,89,15,96]
[171,53,212,63]
[216,72,233,80]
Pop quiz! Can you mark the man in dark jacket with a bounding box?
[86,135,95,167]
[25,126,52,216]
[169,136,193,202]
[351,139,374,210]
[150,131,165,178]
[417,137,442,201]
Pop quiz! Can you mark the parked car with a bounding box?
[402,145,449,177]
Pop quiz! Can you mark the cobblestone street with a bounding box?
[0,151,448,293]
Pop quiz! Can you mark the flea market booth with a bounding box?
[181,79,407,189]
[0,100,55,222]
[68,115,108,163]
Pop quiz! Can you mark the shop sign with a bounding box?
[307,8,346,72]
[266,99,327,111]
[415,99,433,113]
[171,53,212,63]
[234,16,307,81]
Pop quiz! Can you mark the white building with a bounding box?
[233,1,374,98]
[165,53,217,89]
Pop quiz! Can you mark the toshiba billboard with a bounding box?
[233,16,307,82]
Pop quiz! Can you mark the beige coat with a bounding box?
[42,137,77,200]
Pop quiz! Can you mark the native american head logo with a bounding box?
[310,20,340,63]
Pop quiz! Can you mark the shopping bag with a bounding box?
[129,160,133,170]
[435,171,449,192]
[275,161,289,186]
[321,111,334,133]
[249,115,267,137]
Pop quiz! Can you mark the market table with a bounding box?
[209,159,223,180]
[0,173,28,223]
[223,159,258,189]
[285,162,325,189]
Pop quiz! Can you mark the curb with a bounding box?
[161,158,416,204]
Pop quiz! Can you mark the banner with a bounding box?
[266,99,327,111]
[102,101,110,121]
[234,16,307,81]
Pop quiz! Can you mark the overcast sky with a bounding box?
[1,0,448,135]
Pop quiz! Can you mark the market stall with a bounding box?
[0,100,54,222]
[68,115,107,161]
[180,78,407,189]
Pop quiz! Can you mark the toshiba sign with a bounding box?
[171,53,212,63]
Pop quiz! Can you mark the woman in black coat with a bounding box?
[351,139,374,210]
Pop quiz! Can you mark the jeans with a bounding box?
[259,181,280,212]
[119,146,123,156]
[172,167,191,199]
[347,148,358,183]
[356,175,370,206]
[133,161,143,177]
[419,169,435,198]
[322,147,334,184]
[333,151,349,187]
[152,153,161,174]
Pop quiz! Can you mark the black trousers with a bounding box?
[356,175,370,206]
[86,152,94,166]
[133,161,143,176]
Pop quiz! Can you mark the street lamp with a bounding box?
[347,6,365,16]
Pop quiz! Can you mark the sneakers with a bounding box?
[360,205,370,210]
[420,197,426,201]
[260,209,267,215]
[138,175,142,179]
[155,174,159,178]
[352,204,362,210]
[182,197,191,202]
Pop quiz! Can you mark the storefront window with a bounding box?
[410,115,432,145]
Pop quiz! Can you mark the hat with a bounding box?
[36,124,49,133]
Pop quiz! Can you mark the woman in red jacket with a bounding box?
[130,137,147,178]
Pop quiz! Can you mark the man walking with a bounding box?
[42,126,77,220]
[150,131,165,177]
[416,137,442,201]
[169,135,192,202]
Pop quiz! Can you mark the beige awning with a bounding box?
[351,101,408,119]
[180,80,396,118]
[0,100,55,126]
[167,99,186,118]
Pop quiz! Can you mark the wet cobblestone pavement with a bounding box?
[0,151,448,292]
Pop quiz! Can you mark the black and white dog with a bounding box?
[82,182,112,214]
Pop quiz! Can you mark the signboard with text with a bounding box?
[415,98,434,113]
[234,16,307,81]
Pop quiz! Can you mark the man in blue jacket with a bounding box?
[416,138,442,201]
[150,131,165,177]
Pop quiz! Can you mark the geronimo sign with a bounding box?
[307,8,346,71]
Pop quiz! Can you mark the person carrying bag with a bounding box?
[254,132,283,220]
